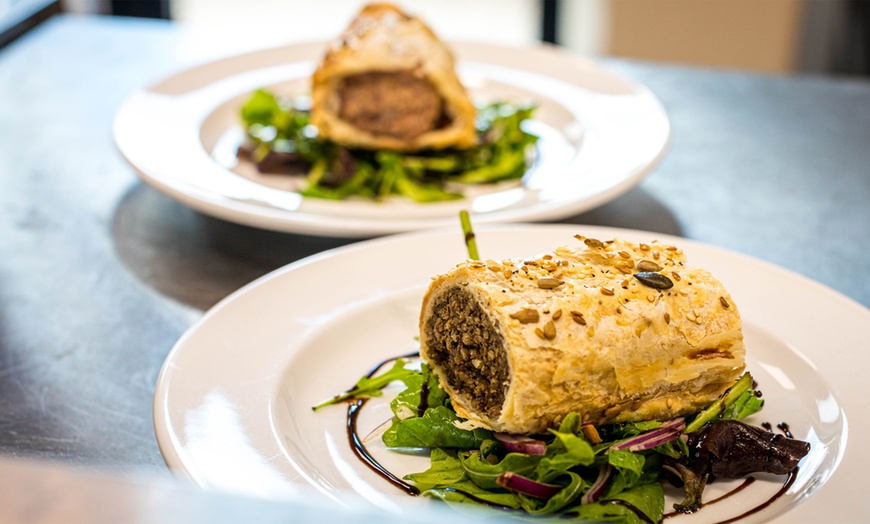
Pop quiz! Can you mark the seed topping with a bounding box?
[604,405,621,418]
[571,311,586,325]
[634,272,674,290]
[510,309,539,324]
[584,238,604,249]
[582,425,602,444]
[615,261,634,274]
[719,296,730,309]
[537,277,564,289]
[542,320,557,340]
[636,260,662,272]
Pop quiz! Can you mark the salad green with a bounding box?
[316,361,767,523]
[238,89,538,202]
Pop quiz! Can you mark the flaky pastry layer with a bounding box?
[419,237,746,434]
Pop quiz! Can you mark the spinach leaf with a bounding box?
[535,428,596,483]
[388,362,447,420]
[562,483,665,523]
[423,482,521,510]
[459,451,542,490]
[312,358,416,410]
[384,405,491,449]
[410,450,520,510]
[403,448,466,490]
[608,450,645,486]
[517,472,586,514]
[240,89,281,127]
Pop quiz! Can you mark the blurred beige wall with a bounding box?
[607,0,805,73]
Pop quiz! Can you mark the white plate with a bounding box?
[114,43,669,237]
[153,224,868,522]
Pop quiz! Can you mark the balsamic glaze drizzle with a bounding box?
[347,398,419,496]
[662,468,799,523]
[344,351,421,496]
[762,421,793,439]
[663,477,756,520]
[714,469,798,524]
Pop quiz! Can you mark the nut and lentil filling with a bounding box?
[424,285,508,419]
[338,71,445,139]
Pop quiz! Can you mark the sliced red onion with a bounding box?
[497,471,562,499]
[610,418,686,452]
[493,432,547,456]
[661,417,687,432]
[627,430,681,451]
[611,429,678,452]
[581,464,613,505]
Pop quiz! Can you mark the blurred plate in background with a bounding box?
[115,43,669,237]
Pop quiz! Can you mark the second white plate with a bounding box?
[114,43,669,237]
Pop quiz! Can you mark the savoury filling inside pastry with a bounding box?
[426,285,509,419]
[338,71,444,139]
[419,237,747,435]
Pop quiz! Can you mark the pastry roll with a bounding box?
[419,237,746,435]
[310,3,477,152]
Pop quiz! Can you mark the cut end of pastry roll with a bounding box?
[419,237,747,435]
[310,3,477,152]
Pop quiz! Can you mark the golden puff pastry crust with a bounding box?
[419,236,746,435]
[310,3,477,152]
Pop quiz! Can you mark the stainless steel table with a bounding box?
[1,14,869,478]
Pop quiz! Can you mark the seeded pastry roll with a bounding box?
[419,237,746,435]
[310,3,477,152]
